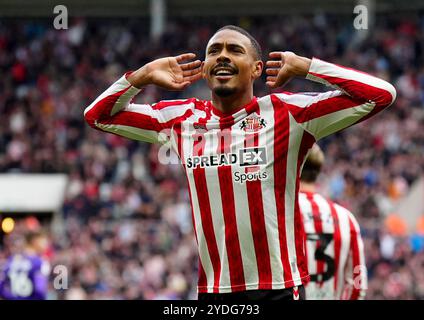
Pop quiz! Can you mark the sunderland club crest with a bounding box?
[239,113,267,132]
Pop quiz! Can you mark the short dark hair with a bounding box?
[300,144,325,183]
[214,25,262,60]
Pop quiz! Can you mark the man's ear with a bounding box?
[252,60,263,79]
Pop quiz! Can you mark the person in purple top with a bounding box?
[0,230,50,300]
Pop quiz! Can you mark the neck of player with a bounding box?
[212,87,254,114]
[299,181,316,193]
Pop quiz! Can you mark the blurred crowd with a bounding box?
[1,12,424,299]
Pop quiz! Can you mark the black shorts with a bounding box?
[198,285,306,301]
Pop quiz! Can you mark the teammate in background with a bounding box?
[84,25,395,300]
[0,230,50,300]
[299,144,367,300]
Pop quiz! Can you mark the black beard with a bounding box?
[213,86,237,97]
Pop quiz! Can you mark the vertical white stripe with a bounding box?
[335,205,352,299]
[231,121,259,289]
[284,114,305,280]
[257,96,285,287]
[299,192,315,234]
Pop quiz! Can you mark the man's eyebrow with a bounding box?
[207,43,221,50]
[207,42,246,51]
[227,43,246,50]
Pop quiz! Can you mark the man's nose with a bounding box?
[217,50,231,63]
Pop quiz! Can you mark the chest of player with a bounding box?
[175,111,295,184]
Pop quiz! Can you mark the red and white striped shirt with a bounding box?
[84,57,395,294]
[299,191,367,300]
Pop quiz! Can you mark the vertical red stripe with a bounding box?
[197,259,208,292]
[217,120,246,291]
[328,201,341,295]
[348,216,361,300]
[306,193,325,286]
[245,177,272,289]
[271,95,293,285]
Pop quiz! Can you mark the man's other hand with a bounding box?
[128,53,202,90]
[265,51,311,88]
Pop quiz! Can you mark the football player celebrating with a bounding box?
[84,25,394,300]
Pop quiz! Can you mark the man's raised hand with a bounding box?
[128,53,202,90]
[265,51,311,88]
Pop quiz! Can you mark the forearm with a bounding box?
[289,56,312,77]
[306,57,397,108]
[83,71,198,144]
[281,57,398,140]
[84,74,141,128]
[126,64,153,89]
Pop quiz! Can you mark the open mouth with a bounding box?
[212,66,238,80]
